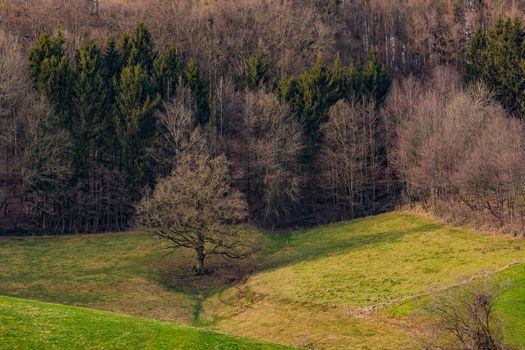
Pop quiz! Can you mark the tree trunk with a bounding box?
[195,246,206,275]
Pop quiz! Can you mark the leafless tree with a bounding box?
[319,99,384,219]
[425,282,511,350]
[136,151,248,275]
[390,67,525,234]
[155,84,208,174]
[243,89,303,226]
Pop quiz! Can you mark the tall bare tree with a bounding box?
[243,89,303,226]
[319,99,384,219]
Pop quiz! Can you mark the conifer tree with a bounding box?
[464,19,525,114]
[128,23,156,70]
[183,59,210,125]
[245,53,270,90]
[279,56,342,154]
[74,40,110,172]
[117,32,132,68]
[114,64,160,185]
[29,31,74,127]
[153,47,181,100]
[103,36,122,80]
[361,52,391,104]
[465,28,486,83]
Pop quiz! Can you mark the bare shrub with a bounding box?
[425,282,512,350]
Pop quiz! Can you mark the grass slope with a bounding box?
[0,295,295,349]
[202,212,525,349]
[1,212,524,349]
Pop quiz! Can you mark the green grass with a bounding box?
[0,295,295,349]
[1,211,524,349]
[247,213,525,308]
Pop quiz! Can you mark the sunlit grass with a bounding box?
[0,295,296,350]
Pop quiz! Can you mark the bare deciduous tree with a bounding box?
[136,151,248,275]
[243,89,303,226]
[390,67,525,234]
[319,99,384,219]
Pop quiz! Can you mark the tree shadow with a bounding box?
[259,222,443,272]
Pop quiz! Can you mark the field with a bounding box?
[0,295,295,349]
[1,212,524,349]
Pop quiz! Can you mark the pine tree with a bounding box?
[74,41,111,172]
[117,32,132,69]
[482,18,525,113]
[280,56,342,153]
[183,59,210,125]
[346,52,390,104]
[361,52,391,104]
[103,36,122,80]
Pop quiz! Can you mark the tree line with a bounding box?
[1,21,390,233]
[3,1,525,236]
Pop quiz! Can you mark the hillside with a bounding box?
[0,212,524,349]
[0,296,295,349]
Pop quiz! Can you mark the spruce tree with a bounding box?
[128,23,156,70]
[361,52,391,104]
[103,36,122,80]
[153,47,181,100]
[464,18,525,115]
[245,53,270,90]
[183,59,210,125]
[74,40,110,173]
[114,64,160,185]
[29,31,75,128]
[465,28,486,83]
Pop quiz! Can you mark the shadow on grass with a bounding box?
[260,222,442,272]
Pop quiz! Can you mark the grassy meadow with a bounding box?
[0,296,295,349]
[0,212,524,349]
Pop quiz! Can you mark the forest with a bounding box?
[2,0,525,235]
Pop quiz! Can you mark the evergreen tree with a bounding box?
[331,54,347,100]
[245,53,270,90]
[153,47,181,100]
[114,64,160,185]
[465,28,486,83]
[465,18,525,115]
[103,36,122,80]
[279,56,342,154]
[361,52,391,104]
[74,40,111,172]
[183,59,210,125]
[29,31,75,127]
[346,52,390,104]
[128,23,156,70]
[483,18,525,113]
[117,32,132,69]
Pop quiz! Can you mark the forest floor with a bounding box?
[0,211,524,349]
